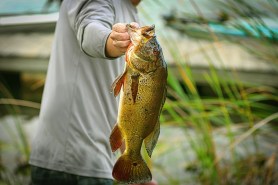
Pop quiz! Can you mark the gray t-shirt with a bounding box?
[29,0,139,179]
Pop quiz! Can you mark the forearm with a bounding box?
[68,0,115,58]
[82,23,112,58]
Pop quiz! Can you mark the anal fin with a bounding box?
[144,121,160,158]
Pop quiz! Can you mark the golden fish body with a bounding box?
[110,24,167,184]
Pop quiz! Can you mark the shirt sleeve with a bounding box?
[67,0,115,58]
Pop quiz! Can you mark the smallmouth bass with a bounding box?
[110,24,167,184]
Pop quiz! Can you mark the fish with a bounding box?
[109,24,167,184]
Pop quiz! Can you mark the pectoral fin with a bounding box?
[111,67,127,97]
[110,123,124,152]
[144,121,160,158]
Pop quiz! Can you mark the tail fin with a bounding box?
[112,153,152,184]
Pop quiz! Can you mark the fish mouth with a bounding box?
[126,24,155,35]
[127,24,155,45]
[141,25,155,38]
[141,25,155,33]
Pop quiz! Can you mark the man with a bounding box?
[29,0,157,184]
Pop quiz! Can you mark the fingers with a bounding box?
[110,23,136,54]
[110,31,130,42]
[112,39,130,50]
[111,23,130,49]
[105,22,139,57]
[112,23,128,33]
[110,32,130,53]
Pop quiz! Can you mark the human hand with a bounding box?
[105,22,139,58]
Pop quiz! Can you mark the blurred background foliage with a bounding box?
[0,0,278,185]
[138,0,278,184]
[162,0,278,65]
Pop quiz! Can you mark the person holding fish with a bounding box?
[29,0,160,185]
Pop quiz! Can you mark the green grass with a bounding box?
[0,78,41,185]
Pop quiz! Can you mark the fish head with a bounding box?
[126,24,162,69]
[127,24,155,46]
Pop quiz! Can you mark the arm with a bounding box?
[67,0,115,58]
[67,0,137,59]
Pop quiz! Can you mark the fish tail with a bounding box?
[112,153,152,184]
